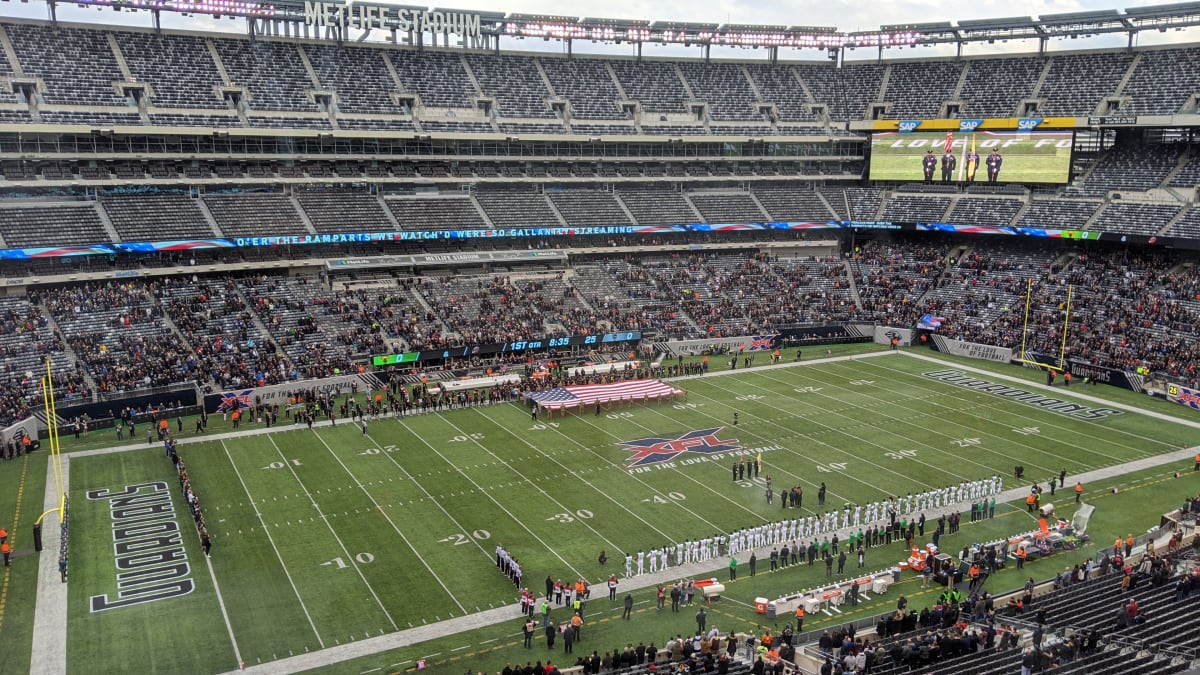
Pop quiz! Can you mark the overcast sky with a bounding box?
[4,0,1199,61]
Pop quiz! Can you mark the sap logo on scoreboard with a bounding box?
[957,119,983,132]
[898,121,921,133]
[1017,117,1043,131]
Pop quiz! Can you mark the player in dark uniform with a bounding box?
[941,152,957,183]
[922,150,937,184]
[986,149,1003,183]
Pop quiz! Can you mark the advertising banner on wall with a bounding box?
[874,326,913,347]
[652,335,780,357]
[929,335,1014,363]
[1,416,40,446]
[203,373,378,413]
[1166,383,1200,410]
[1020,352,1148,393]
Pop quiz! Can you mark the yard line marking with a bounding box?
[446,412,655,548]
[220,440,325,648]
[361,669,381,674]
[793,361,1115,478]
[566,407,767,522]
[308,431,466,614]
[193,508,244,669]
[672,387,923,504]
[849,358,1172,464]
[451,645,470,651]
[749,367,1030,480]
[383,423,588,580]
[265,435,399,630]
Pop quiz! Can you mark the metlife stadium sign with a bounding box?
[303,1,484,38]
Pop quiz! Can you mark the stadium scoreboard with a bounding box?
[373,331,642,366]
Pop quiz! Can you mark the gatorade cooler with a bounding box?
[755,597,769,614]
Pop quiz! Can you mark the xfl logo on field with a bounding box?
[619,427,741,468]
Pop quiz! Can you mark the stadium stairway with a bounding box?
[36,300,97,396]
[841,258,862,307]
[287,195,320,235]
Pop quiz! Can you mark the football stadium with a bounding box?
[3,0,1200,673]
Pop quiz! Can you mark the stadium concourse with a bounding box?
[27,351,1200,675]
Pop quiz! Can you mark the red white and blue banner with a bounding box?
[527,379,682,410]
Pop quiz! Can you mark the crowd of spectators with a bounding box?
[5,238,1200,398]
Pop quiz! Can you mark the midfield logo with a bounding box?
[619,427,741,468]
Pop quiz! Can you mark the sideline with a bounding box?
[30,453,67,675]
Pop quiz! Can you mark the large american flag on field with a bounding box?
[527,379,683,410]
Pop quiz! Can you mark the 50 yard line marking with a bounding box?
[221,440,325,648]
[0,453,29,632]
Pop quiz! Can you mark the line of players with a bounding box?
[621,475,1003,578]
[922,148,1003,184]
[497,545,524,588]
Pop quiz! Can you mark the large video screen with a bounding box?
[869,130,1073,185]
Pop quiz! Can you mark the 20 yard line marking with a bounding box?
[388,422,587,580]
[221,440,325,648]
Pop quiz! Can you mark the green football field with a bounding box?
[55,350,1200,674]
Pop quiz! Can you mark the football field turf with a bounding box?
[868,136,1072,186]
[61,351,1200,673]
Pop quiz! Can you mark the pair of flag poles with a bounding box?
[941,130,980,183]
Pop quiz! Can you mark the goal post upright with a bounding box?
[39,358,66,524]
[1058,284,1073,372]
[1020,277,1033,362]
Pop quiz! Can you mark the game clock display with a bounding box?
[372,331,642,366]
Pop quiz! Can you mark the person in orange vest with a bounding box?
[1016,545,1027,569]
[1125,534,1134,557]
[795,605,805,631]
[1047,369,1056,386]
[890,337,899,351]
[1025,493,1036,513]
[1075,481,1083,503]
[1194,450,1200,472]
[1063,371,1071,387]
[1,541,9,567]
[0,527,6,544]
